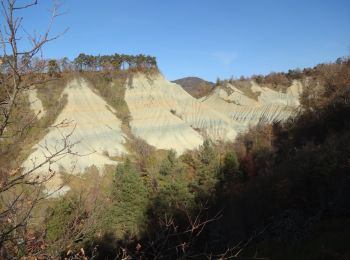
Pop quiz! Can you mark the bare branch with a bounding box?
[0,1,73,256]
[12,0,37,10]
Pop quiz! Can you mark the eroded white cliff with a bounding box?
[125,74,237,154]
[23,78,127,194]
[201,80,302,132]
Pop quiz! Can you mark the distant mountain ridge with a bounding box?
[173,77,214,98]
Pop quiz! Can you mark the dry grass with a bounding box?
[233,80,260,100]
[0,75,71,170]
[61,165,115,195]
[82,71,131,126]
[223,80,260,101]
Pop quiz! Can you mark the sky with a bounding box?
[6,0,350,81]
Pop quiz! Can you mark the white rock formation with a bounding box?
[201,80,302,132]
[286,80,303,104]
[23,78,127,192]
[27,87,45,119]
[125,74,237,154]
[22,74,303,189]
[250,81,301,106]
[200,83,259,106]
[20,74,303,197]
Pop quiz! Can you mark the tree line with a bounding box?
[73,53,157,71]
[216,55,350,90]
[0,53,158,76]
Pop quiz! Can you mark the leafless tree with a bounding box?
[115,204,268,260]
[0,0,74,257]
[132,137,156,172]
[45,190,103,258]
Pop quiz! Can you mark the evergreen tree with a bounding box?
[105,159,149,237]
[48,59,60,77]
[73,53,86,71]
[159,149,178,176]
[222,151,240,181]
[152,175,194,216]
[194,140,220,200]
[220,151,244,192]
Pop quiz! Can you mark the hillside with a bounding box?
[18,71,305,195]
[2,57,350,259]
[173,76,214,98]
[202,80,302,132]
[125,74,237,153]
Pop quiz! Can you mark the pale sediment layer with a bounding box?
[23,78,127,193]
[27,86,46,119]
[125,74,237,154]
[22,74,302,194]
[202,80,302,132]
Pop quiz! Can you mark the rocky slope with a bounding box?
[201,80,302,132]
[27,86,46,119]
[23,78,126,193]
[23,73,302,193]
[125,74,236,154]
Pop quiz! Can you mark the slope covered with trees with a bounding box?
[173,76,214,98]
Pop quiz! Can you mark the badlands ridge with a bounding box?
[23,73,302,190]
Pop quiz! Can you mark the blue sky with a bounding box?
[10,0,350,81]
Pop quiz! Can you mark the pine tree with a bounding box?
[220,151,244,191]
[194,140,220,200]
[106,159,149,237]
[48,59,60,78]
[159,149,178,176]
[222,151,240,180]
